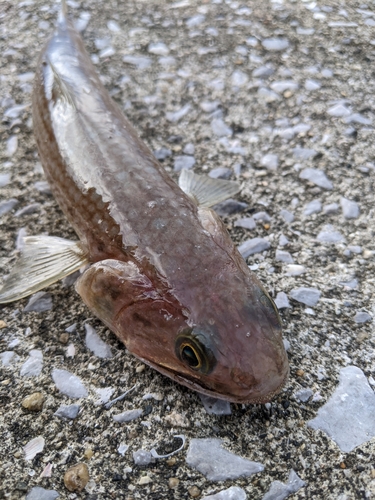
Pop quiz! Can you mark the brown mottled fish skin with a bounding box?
[32,12,289,403]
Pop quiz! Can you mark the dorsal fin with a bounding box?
[179,169,240,207]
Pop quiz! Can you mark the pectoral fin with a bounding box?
[0,235,88,303]
[179,169,240,207]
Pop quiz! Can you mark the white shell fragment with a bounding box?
[202,487,246,500]
[199,394,232,415]
[186,438,264,481]
[52,368,88,398]
[23,436,45,461]
[7,135,18,156]
[262,470,306,500]
[308,366,375,452]
[39,463,53,478]
[54,404,80,420]
[95,387,115,405]
[20,350,43,377]
[118,443,129,456]
[113,409,143,422]
[150,435,186,459]
[238,238,270,258]
[299,168,333,190]
[289,287,321,307]
[26,487,59,500]
[85,324,113,358]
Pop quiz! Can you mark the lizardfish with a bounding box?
[0,1,289,403]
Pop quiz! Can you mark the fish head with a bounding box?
[77,255,288,404]
[170,278,289,404]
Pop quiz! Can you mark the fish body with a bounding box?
[0,4,289,403]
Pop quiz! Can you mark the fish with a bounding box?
[0,0,289,403]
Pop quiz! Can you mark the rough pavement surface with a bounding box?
[1,0,375,499]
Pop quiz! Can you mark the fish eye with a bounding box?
[175,329,216,374]
[180,344,201,369]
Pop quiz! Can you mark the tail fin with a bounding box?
[58,0,68,26]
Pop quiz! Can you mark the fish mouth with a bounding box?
[134,354,290,404]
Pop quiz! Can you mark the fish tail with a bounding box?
[58,0,68,26]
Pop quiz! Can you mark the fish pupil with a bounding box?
[181,345,200,368]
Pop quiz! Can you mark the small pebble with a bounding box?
[262,38,289,51]
[209,167,232,179]
[24,292,52,313]
[166,104,191,123]
[84,448,93,460]
[188,485,201,498]
[280,209,294,223]
[353,312,372,324]
[257,87,281,103]
[7,136,18,156]
[164,411,189,427]
[327,104,351,117]
[340,197,360,219]
[15,203,41,217]
[20,350,43,377]
[294,388,313,402]
[234,217,256,230]
[59,333,69,344]
[290,287,321,307]
[275,250,294,263]
[54,404,80,420]
[138,475,152,485]
[154,148,171,161]
[261,154,278,170]
[202,487,246,500]
[238,238,270,258]
[64,463,89,492]
[113,409,143,422]
[0,320,7,329]
[317,225,345,243]
[186,438,264,481]
[211,118,232,137]
[308,366,375,452]
[213,199,248,217]
[231,70,248,87]
[148,42,169,56]
[262,470,305,500]
[52,369,88,398]
[183,143,195,155]
[285,265,306,276]
[174,155,196,172]
[22,392,44,411]
[0,173,11,187]
[85,324,113,358]
[279,234,289,246]
[304,199,322,215]
[199,394,232,415]
[123,55,152,69]
[133,449,153,465]
[323,202,339,214]
[275,292,290,309]
[26,487,59,500]
[118,443,129,456]
[169,477,179,489]
[299,168,333,190]
[0,199,19,216]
